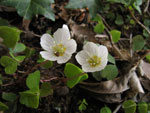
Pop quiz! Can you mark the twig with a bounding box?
[22,30,41,38]
[144,0,150,13]
[129,33,133,57]
[113,104,122,113]
[129,9,150,35]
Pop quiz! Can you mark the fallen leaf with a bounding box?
[140,60,150,80]
[129,71,144,94]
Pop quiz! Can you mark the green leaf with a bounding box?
[108,54,116,64]
[92,71,102,81]
[0,0,55,21]
[40,82,53,97]
[26,71,40,90]
[37,56,53,69]
[78,99,88,111]
[0,101,9,111]
[138,102,148,113]
[9,52,25,62]
[133,0,142,14]
[146,54,150,62]
[115,14,124,25]
[100,65,118,80]
[14,56,26,62]
[2,92,17,102]
[110,30,121,43]
[11,43,26,53]
[94,21,105,34]
[19,89,40,109]
[64,63,88,88]
[100,106,112,113]
[66,0,101,18]
[132,35,146,51]
[122,100,136,113]
[0,26,21,48]
[0,56,18,74]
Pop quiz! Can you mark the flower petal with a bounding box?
[57,53,71,64]
[64,39,77,54]
[75,51,89,65]
[40,33,55,51]
[97,45,108,58]
[40,51,57,61]
[83,42,99,57]
[54,24,70,43]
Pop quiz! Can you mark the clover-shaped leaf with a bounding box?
[0,56,18,74]
[19,71,40,108]
[100,64,118,80]
[123,100,136,113]
[19,89,40,109]
[0,26,21,48]
[26,71,40,90]
[64,63,88,88]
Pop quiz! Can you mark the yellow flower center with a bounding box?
[53,44,66,57]
[88,56,101,67]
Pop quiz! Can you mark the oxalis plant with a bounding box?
[0,24,109,110]
[0,0,150,112]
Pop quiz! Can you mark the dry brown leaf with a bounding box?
[70,24,96,43]
[140,60,150,80]
[140,77,150,91]
[129,71,144,93]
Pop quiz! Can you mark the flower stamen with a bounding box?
[88,56,101,67]
[53,44,66,56]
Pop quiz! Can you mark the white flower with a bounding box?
[40,24,77,64]
[75,42,108,72]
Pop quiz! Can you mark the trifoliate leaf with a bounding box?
[66,0,101,18]
[100,106,112,113]
[40,82,53,97]
[64,63,88,88]
[0,56,18,74]
[110,30,121,43]
[19,89,40,109]
[0,102,9,111]
[122,100,136,113]
[26,71,40,90]
[0,26,21,48]
[0,0,55,21]
[2,92,17,102]
[78,99,88,111]
[138,102,148,113]
[100,64,118,80]
[132,35,146,51]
